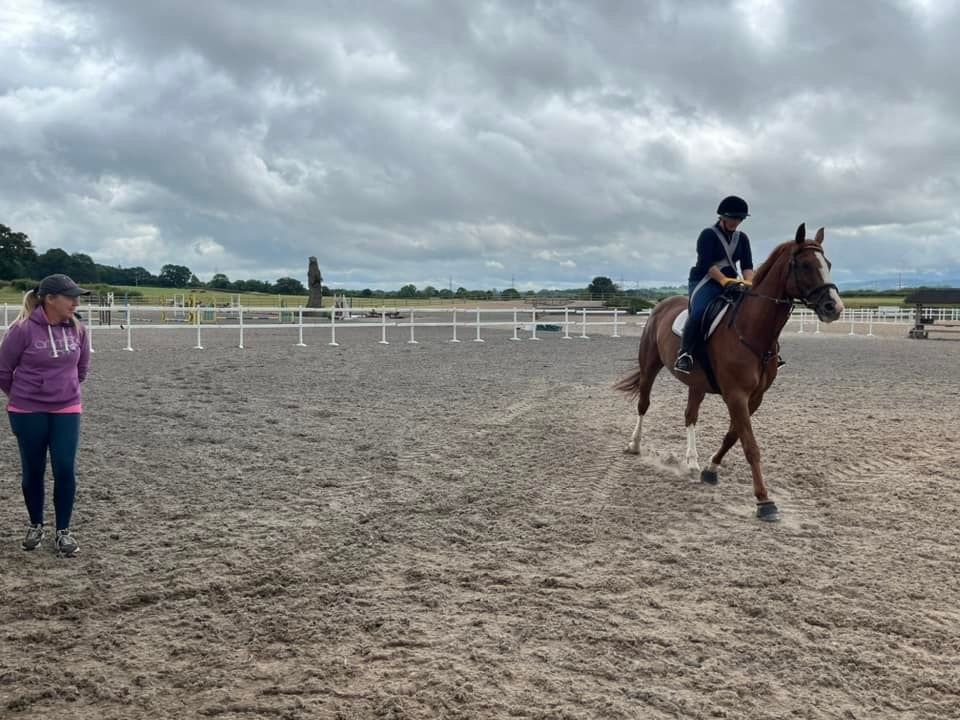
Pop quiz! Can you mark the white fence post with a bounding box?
[450,308,460,343]
[379,311,389,344]
[194,307,203,350]
[867,309,875,337]
[124,307,133,351]
[238,305,245,349]
[529,308,540,341]
[87,320,95,354]
[563,308,572,339]
[473,307,484,342]
[612,309,621,338]
[797,311,805,334]
[579,308,590,339]
[296,306,307,346]
[329,306,339,346]
[511,309,521,341]
[408,309,418,344]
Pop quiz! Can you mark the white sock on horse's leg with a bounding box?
[685,424,700,471]
[706,460,720,473]
[626,415,643,454]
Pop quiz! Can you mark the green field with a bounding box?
[0,284,534,308]
[0,285,276,306]
[837,294,908,308]
[0,284,916,310]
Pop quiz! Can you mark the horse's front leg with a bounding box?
[700,421,738,485]
[726,393,780,521]
[701,393,763,485]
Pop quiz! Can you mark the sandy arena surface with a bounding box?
[1,318,958,719]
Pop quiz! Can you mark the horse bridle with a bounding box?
[788,244,839,310]
[745,243,838,311]
[729,243,839,365]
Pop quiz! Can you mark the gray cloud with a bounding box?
[2,0,959,289]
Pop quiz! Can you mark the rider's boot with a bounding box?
[674,315,698,374]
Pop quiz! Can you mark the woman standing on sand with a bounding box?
[0,274,91,556]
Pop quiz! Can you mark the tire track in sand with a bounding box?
[831,456,908,486]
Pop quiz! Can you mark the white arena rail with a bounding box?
[2,304,954,350]
[0,304,629,350]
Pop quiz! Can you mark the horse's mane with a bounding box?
[751,241,796,287]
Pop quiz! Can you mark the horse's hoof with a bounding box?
[756,501,780,522]
[624,445,639,455]
[700,468,718,485]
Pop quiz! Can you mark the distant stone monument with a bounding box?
[307,256,323,308]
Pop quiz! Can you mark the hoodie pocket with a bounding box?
[14,373,43,390]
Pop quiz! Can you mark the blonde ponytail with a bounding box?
[71,310,86,339]
[14,288,42,325]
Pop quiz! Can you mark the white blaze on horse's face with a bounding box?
[814,250,844,320]
[797,226,844,323]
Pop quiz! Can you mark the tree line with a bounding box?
[1,223,667,304]
[0,223,307,294]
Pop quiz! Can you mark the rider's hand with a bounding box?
[719,276,740,287]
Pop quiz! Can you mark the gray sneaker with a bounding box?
[22,524,45,551]
[55,529,79,557]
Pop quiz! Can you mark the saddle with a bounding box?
[672,287,745,394]
[672,290,739,341]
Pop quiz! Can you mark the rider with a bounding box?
[674,195,754,374]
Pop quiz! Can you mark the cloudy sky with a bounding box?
[2,0,959,290]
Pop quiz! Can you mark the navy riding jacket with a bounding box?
[688,222,754,287]
[686,222,754,320]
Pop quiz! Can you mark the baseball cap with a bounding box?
[38,274,92,297]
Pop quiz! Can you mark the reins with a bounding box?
[726,243,836,366]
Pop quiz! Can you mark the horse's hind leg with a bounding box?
[625,340,663,455]
[684,388,706,474]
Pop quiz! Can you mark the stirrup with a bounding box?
[776,356,787,368]
[674,352,694,374]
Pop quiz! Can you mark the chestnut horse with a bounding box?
[615,224,844,521]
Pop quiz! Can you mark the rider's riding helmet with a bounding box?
[716,195,749,219]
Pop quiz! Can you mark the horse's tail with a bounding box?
[613,367,644,398]
[613,303,666,398]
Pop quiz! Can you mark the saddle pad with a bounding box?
[672,306,729,339]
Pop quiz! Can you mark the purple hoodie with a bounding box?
[0,306,91,412]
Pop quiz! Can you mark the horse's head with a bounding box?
[787,223,844,322]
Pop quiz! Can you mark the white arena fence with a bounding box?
[0,304,955,351]
[0,304,625,350]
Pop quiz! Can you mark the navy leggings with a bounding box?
[8,413,80,530]
[688,278,724,321]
